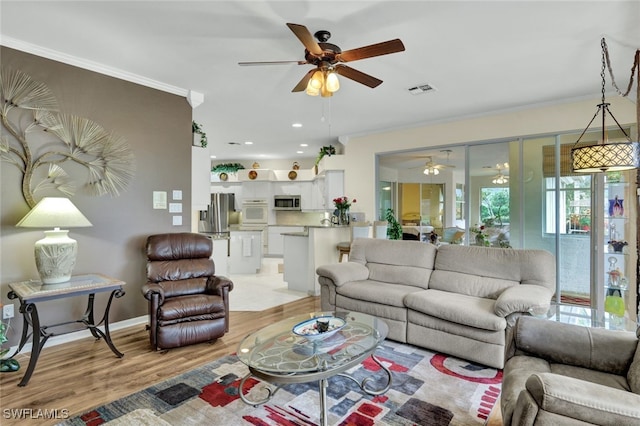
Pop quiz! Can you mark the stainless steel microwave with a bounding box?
[274,195,301,211]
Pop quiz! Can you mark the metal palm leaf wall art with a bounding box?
[0,68,135,208]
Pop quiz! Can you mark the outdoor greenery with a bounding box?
[385,208,403,240]
[480,188,510,226]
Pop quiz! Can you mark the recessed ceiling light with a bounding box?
[300,143,308,147]
[210,155,217,159]
[292,123,303,128]
[296,151,304,154]
[244,141,253,145]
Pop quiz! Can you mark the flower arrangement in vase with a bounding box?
[333,196,356,225]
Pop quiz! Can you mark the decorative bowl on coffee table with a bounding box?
[292,316,346,341]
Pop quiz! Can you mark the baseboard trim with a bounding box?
[6,315,148,357]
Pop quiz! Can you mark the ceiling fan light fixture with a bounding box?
[306,85,320,96]
[423,166,439,175]
[325,70,340,92]
[492,174,508,185]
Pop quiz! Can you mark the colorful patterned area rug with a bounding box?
[58,341,502,426]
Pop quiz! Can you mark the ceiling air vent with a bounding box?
[408,84,436,95]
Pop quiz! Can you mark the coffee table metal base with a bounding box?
[239,351,392,426]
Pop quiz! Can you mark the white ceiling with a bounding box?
[1,1,638,164]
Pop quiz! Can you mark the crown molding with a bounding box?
[1,36,189,97]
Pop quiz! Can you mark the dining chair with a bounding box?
[373,220,388,239]
[337,222,371,262]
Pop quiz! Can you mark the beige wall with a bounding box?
[0,47,192,346]
[344,97,638,221]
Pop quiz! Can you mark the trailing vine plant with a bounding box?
[0,68,135,208]
[192,120,208,148]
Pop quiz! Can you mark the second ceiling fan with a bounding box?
[238,23,405,96]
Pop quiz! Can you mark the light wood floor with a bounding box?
[0,296,502,425]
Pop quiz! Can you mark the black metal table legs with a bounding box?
[7,289,125,386]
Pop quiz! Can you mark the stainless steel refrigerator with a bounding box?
[199,193,235,236]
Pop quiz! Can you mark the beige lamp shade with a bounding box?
[16,197,92,284]
[16,197,92,228]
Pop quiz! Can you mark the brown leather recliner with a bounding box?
[141,233,233,350]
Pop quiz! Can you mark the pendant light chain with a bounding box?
[600,38,607,105]
[602,38,640,98]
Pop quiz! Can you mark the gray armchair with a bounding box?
[501,316,640,426]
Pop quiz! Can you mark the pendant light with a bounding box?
[571,38,639,173]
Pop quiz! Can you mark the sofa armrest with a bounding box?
[141,282,165,305]
[316,262,369,287]
[524,373,640,425]
[494,284,553,317]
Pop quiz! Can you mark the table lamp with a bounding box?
[16,197,92,284]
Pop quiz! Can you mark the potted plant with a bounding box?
[315,145,336,166]
[0,313,19,372]
[211,163,246,174]
[385,208,403,240]
[192,120,208,148]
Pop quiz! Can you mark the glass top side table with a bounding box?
[6,273,126,386]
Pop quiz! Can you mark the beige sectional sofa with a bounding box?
[316,238,555,369]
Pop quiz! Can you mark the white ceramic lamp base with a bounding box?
[34,229,78,284]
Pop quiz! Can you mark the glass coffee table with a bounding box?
[237,311,390,426]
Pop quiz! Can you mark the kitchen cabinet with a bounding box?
[242,180,272,201]
[308,170,344,211]
[267,226,305,256]
[229,230,262,274]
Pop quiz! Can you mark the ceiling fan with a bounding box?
[421,156,455,175]
[405,150,456,175]
[238,23,405,96]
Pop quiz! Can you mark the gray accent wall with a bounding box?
[0,47,192,347]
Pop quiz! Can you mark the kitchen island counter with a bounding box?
[283,226,349,295]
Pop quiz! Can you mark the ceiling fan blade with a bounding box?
[335,64,382,88]
[292,69,315,92]
[337,39,405,62]
[286,23,323,55]
[239,60,307,66]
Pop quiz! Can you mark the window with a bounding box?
[480,187,510,226]
[544,176,592,235]
[456,184,464,220]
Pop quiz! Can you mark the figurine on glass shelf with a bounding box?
[608,195,624,217]
[608,240,628,253]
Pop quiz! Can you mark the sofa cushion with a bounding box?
[429,270,517,299]
[337,280,422,308]
[349,239,435,289]
[430,245,555,298]
[404,289,506,331]
[550,363,630,392]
